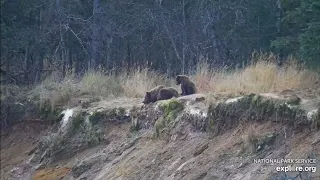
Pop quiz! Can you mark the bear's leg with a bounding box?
[180,85,185,96]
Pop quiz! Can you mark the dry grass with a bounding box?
[23,52,319,111]
[120,67,171,98]
[191,60,217,93]
[26,67,172,111]
[191,53,319,95]
[80,70,123,97]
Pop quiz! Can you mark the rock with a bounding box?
[195,97,206,102]
[193,143,209,157]
[123,137,140,150]
[177,94,206,105]
[195,172,208,180]
[72,153,109,178]
[72,162,93,178]
[81,100,91,109]
[26,146,37,156]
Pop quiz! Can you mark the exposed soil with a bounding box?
[31,167,71,180]
[1,121,52,180]
[2,120,319,180]
[1,91,320,180]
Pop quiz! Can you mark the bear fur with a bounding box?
[142,85,165,104]
[157,87,179,101]
[176,75,196,96]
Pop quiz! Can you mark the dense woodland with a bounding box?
[1,0,320,84]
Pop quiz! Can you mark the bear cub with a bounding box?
[157,87,179,101]
[176,75,196,96]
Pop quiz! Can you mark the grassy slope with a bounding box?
[2,52,316,114]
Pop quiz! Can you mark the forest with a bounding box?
[1,0,319,85]
[1,1,320,180]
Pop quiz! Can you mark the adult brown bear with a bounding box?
[142,85,165,104]
[176,75,196,96]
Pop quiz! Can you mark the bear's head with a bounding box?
[142,91,151,104]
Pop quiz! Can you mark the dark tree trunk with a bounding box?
[62,50,66,77]
[75,54,80,76]
[24,45,29,83]
[34,52,44,84]
[91,0,100,70]
[126,40,131,70]
[5,51,11,82]
[68,48,72,72]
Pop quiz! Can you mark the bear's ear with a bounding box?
[146,91,150,97]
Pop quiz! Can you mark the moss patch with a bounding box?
[106,108,117,119]
[117,107,126,116]
[89,111,105,124]
[71,112,103,145]
[37,103,63,122]
[72,112,85,129]
[161,99,184,122]
[88,107,129,124]
[82,125,102,145]
[154,99,184,138]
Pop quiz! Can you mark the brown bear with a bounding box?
[142,85,165,104]
[157,87,179,101]
[176,75,196,96]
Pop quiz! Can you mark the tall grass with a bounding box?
[26,67,172,110]
[24,52,319,110]
[80,70,123,97]
[119,67,171,98]
[191,53,319,95]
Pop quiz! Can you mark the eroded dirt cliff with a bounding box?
[1,90,320,180]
